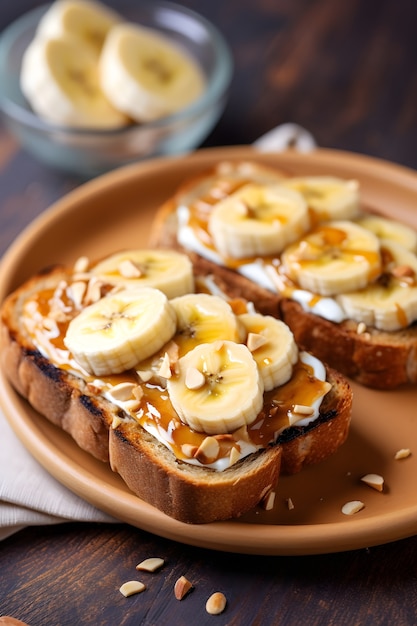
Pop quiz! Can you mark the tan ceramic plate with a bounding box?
[1,146,417,555]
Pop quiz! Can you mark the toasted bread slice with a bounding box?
[150,162,417,390]
[0,258,351,524]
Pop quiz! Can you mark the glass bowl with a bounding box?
[0,1,233,178]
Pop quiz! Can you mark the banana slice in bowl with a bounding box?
[20,34,129,129]
[36,0,122,55]
[0,1,232,175]
[99,22,206,123]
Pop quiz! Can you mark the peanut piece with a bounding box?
[395,448,412,460]
[206,592,227,615]
[174,575,193,600]
[341,500,365,515]
[118,259,142,278]
[158,353,172,379]
[361,473,384,492]
[247,332,267,352]
[287,497,295,510]
[73,255,89,272]
[136,557,165,572]
[185,367,206,390]
[261,490,276,511]
[119,581,146,597]
[194,437,220,464]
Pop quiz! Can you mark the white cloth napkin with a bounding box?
[0,409,118,539]
[0,124,316,540]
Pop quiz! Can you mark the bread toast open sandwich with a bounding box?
[150,160,417,389]
[0,248,352,523]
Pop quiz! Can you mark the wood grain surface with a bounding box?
[1,0,417,624]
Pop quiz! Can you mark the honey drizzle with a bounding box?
[22,283,329,467]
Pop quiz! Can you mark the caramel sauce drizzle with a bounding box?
[22,283,328,467]
[185,178,415,327]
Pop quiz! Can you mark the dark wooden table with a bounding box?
[2,1,417,624]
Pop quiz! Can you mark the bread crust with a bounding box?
[279,299,417,389]
[0,260,351,524]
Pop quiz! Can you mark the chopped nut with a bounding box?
[235,200,250,217]
[42,316,56,331]
[182,443,198,458]
[133,386,144,402]
[68,281,87,308]
[174,575,193,600]
[229,445,241,467]
[109,382,137,402]
[73,255,89,273]
[118,259,142,278]
[119,580,146,597]
[356,321,367,335]
[286,497,295,510]
[111,416,123,429]
[185,367,206,390]
[292,404,315,416]
[206,592,227,615]
[194,436,220,464]
[136,369,153,383]
[261,490,276,511]
[360,473,384,492]
[85,277,102,303]
[247,332,267,352]
[341,500,365,515]
[136,557,165,572]
[233,424,250,443]
[157,352,172,379]
[395,448,412,460]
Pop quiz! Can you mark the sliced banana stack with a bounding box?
[20,0,205,127]
[281,176,360,221]
[239,313,298,391]
[208,183,310,259]
[337,240,417,331]
[64,287,176,376]
[20,35,129,128]
[36,0,122,55]
[91,249,194,299]
[99,23,205,122]
[167,340,264,435]
[170,293,243,356]
[281,220,382,296]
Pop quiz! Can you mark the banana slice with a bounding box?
[337,240,417,331]
[36,0,122,55]
[167,340,264,434]
[357,215,417,252]
[20,35,129,128]
[91,249,194,299]
[281,176,360,221]
[208,183,310,259]
[281,220,382,296]
[170,293,243,356]
[99,23,206,122]
[239,313,298,391]
[64,287,176,376]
